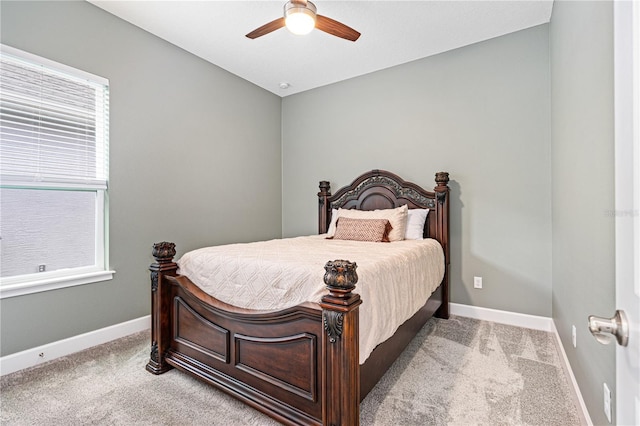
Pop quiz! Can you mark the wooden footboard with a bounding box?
[146,242,361,425]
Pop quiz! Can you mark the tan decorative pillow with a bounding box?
[327,205,408,242]
[331,217,392,242]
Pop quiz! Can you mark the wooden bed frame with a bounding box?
[146,169,450,425]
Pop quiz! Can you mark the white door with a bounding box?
[614,1,640,424]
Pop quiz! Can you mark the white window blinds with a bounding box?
[0,45,109,189]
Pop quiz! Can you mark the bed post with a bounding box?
[320,260,362,426]
[434,172,450,319]
[146,241,178,375]
[318,180,331,234]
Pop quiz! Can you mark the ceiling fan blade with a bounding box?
[316,15,360,42]
[246,17,286,39]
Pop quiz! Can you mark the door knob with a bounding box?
[588,309,629,346]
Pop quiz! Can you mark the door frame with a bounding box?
[614,1,640,425]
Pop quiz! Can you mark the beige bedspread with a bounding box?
[177,235,444,363]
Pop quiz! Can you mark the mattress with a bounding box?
[177,234,444,363]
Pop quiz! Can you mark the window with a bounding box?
[0,45,113,298]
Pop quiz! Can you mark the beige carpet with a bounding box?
[0,316,582,425]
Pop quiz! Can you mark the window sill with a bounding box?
[0,270,115,299]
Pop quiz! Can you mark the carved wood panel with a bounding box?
[174,297,230,363]
[234,333,318,402]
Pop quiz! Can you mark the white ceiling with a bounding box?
[88,1,554,97]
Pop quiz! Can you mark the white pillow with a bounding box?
[326,205,408,242]
[404,209,429,240]
[327,209,339,237]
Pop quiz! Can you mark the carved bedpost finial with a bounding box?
[318,180,331,197]
[435,172,450,205]
[152,242,176,263]
[321,260,359,344]
[324,260,358,293]
[435,172,449,187]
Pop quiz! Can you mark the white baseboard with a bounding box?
[450,303,591,425]
[450,303,554,331]
[551,322,593,425]
[0,315,150,376]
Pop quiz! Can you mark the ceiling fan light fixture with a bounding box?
[246,0,359,42]
[284,1,317,35]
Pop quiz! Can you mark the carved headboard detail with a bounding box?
[318,168,449,242]
[329,174,437,210]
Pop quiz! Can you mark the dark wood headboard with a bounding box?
[317,169,449,259]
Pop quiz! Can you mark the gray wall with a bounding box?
[282,24,552,317]
[550,2,616,424]
[0,1,282,356]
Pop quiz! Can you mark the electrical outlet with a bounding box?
[38,264,46,272]
[604,383,612,423]
[572,325,577,348]
[473,276,482,289]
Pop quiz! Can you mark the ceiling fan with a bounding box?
[245,0,361,42]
